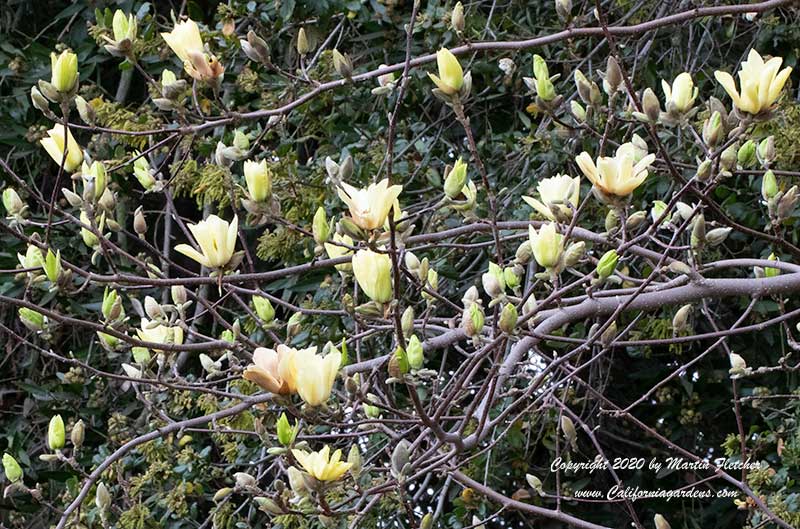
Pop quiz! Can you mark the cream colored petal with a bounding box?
[575,152,598,186]
[522,196,555,220]
[768,66,792,104]
[714,71,741,107]
[174,243,210,267]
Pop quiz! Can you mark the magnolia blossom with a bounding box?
[528,223,563,270]
[175,215,238,269]
[714,49,792,115]
[137,318,184,350]
[428,48,464,95]
[292,445,352,481]
[40,124,83,172]
[242,345,297,394]
[243,160,272,202]
[522,174,580,221]
[161,19,224,82]
[661,72,697,114]
[352,249,393,303]
[337,179,402,230]
[283,346,341,406]
[575,142,656,199]
[50,50,78,93]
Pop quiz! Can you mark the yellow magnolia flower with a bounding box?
[528,223,563,270]
[575,142,655,199]
[337,179,402,230]
[40,124,83,172]
[50,50,78,93]
[714,49,792,115]
[428,48,463,95]
[242,345,297,395]
[352,249,393,303]
[137,318,184,350]
[175,215,238,269]
[324,233,354,272]
[661,72,697,114]
[161,19,224,82]
[292,445,352,481]
[243,160,272,202]
[285,346,341,406]
[522,174,580,221]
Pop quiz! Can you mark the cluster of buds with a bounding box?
[101,10,138,58]
[152,69,189,111]
[241,30,270,65]
[762,169,797,226]
[524,55,561,110]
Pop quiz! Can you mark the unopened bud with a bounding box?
[3,454,23,483]
[287,313,303,338]
[401,306,415,337]
[144,296,164,320]
[48,415,65,451]
[134,206,147,237]
[561,415,577,448]
[498,303,518,334]
[626,211,647,230]
[451,2,465,33]
[312,206,329,244]
[696,159,712,182]
[70,419,85,449]
[406,335,424,370]
[690,214,706,249]
[515,240,532,265]
[737,140,757,168]
[702,111,723,148]
[762,170,778,201]
[214,487,233,502]
[563,241,585,267]
[595,249,619,279]
[462,303,485,337]
[672,304,692,332]
[555,0,572,20]
[605,208,619,232]
[642,87,661,123]
[604,57,622,95]
[600,321,617,346]
[276,412,298,446]
[654,514,672,529]
[31,86,51,114]
[570,100,586,122]
[705,227,732,247]
[296,28,309,56]
[757,136,776,166]
[720,143,738,172]
[96,482,111,511]
[332,49,353,79]
[241,30,270,64]
[348,444,362,478]
[75,96,95,124]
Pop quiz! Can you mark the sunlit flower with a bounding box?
[283,346,341,406]
[714,49,792,115]
[428,48,464,95]
[40,124,83,172]
[242,345,297,394]
[575,142,655,199]
[292,445,352,481]
[337,179,402,230]
[522,174,580,221]
[661,72,697,114]
[161,19,224,82]
[175,215,238,269]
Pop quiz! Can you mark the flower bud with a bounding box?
[19,307,45,332]
[48,414,65,451]
[604,56,622,95]
[133,154,156,191]
[51,50,79,93]
[503,266,521,290]
[605,208,619,232]
[390,440,411,479]
[561,415,577,448]
[720,143,738,172]
[737,140,757,168]
[199,353,220,374]
[729,353,747,376]
[777,186,799,220]
[555,0,572,20]
[31,86,51,114]
[96,482,111,511]
[391,345,410,376]
[451,2,465,33]
[420,513,434,529]
[498,303,518,334]
[254,496,283,515]
[3,188,24,217]
[690,214,706,249]
[277,412,298,446]
[443,158,468,199]
[642,87,661,123]
[705,227,732,247]
[332,49,353,79]
[696,159,712,182]
[144,296,164,320]
[463,303,485,337]
[595,249,619,279]
[363,394,381,418]
[70,419,85,449]
[702,111,723,148]
[133,206,147,237]
[348,444,362,478]
[481,263,505,299]
[672,304,692,332]
[515,240,532,265]
[570,100,586,122]
[214,487,233,502]
[170,285,187,306]
[312,207,329,245]
[241,31,270,64]
[757,136,776,166]
[401,306,415,337]
[600,320,617,346]
[626,210,647,230]
[296,28,309,56]
[654,514,672,529]
[762,170,778,201]
[563,241,586,267]
[75,95,95,124]
[3,454,23,483]
[406,335,424,370]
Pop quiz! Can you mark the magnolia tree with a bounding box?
[2,1,800,529]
